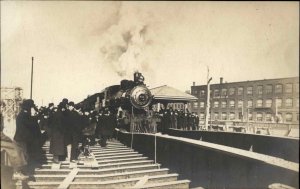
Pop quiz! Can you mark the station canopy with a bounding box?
[150,85,198,103]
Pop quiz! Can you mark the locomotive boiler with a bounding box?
[79,72,153,115]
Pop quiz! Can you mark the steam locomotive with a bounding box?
[78,72,153,116]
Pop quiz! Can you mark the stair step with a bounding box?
[97,157,148,164]
[33,168,169,182]
[91,149,133,153]
[140,180,191,189]
[95,154,143,160]
[44,157,149,165]
[93,151,139,157]
[67,174,178,189]
[35,164,161,175]
[41,160,154,169]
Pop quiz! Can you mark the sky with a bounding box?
[1,1,299,106]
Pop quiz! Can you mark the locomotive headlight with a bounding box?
[130,85,152,109]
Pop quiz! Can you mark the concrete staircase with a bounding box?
[27,140,190,189]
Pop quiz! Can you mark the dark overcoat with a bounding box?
[49,110,67,156]
[14,111,34,143]
[101,114,116,137]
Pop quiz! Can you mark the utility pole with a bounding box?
[30,57,34,99]
[205,66,212,130]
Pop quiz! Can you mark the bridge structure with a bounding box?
[2,128,299,189]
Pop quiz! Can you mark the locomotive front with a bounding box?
[118,72,153,111]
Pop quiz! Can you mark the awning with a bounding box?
[150,85,198,103]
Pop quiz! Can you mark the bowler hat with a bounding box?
[68,101,75,106]
[22,99,35,110]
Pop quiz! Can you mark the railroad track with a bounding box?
[27,140,190,189]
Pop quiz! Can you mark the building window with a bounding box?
[286,113,293,122]
[229,100,235,108]
[247,86,253,95]
[193,90,198,95]
[296,98,299,108]
[266,113,272,122]
[214,101,219,108]
[275,84,283,94]
[247,100,253,108]
[248,113,253,121]
[200,90,206,97]
[295,83,299,93]
[229,112,235,120]
[214,112,219,120]
[266,85,273,94]
[221,112,227,120]
[285,83,293,93]
[238,87,244,96]
[238,100,243,108]
[256,113,263,121]
[276,98,282,108]
[221,89,227,97]
[265,99,272,108]
[199,113,205,120]
[256,99,263,107]
[221,101,227,108]
[200,101,205,108]
[286,98,293,107]
[214,89,220,97]
[193,102,198,108]
[229,88,235,96]
[257,85,263,95]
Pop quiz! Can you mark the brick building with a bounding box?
[191,77,299,124]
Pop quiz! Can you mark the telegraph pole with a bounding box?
[30,57,34,99]
[205,66,212,130]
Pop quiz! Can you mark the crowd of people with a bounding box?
[158,107,200,132]
[1,98,117,180]
[1,99,200,180]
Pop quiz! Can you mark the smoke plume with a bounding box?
[99,3,155,79]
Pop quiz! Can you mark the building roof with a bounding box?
[150,85,198,102]
[192,76,299,88]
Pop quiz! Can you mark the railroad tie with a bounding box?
[132,175,149,188]
[57,168,79,189]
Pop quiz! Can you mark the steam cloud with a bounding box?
[99,3,155,79]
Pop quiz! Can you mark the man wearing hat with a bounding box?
[14,99,43,172]
[65,101,82,162]
[49,102,67,163]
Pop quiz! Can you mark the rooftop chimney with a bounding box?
[220,77,223,84]
[193,82,195,86]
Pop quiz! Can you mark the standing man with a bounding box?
[49,103,67,163]
[66,102,82,162]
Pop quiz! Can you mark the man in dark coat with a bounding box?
[182,112,188,130]
[96,110,104,142]
[177,109,184,130]
[14,99,44,170]
[49,103,67,163]
[195,114,200,130]
[99,110,115,147]
[64,101,82,162]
